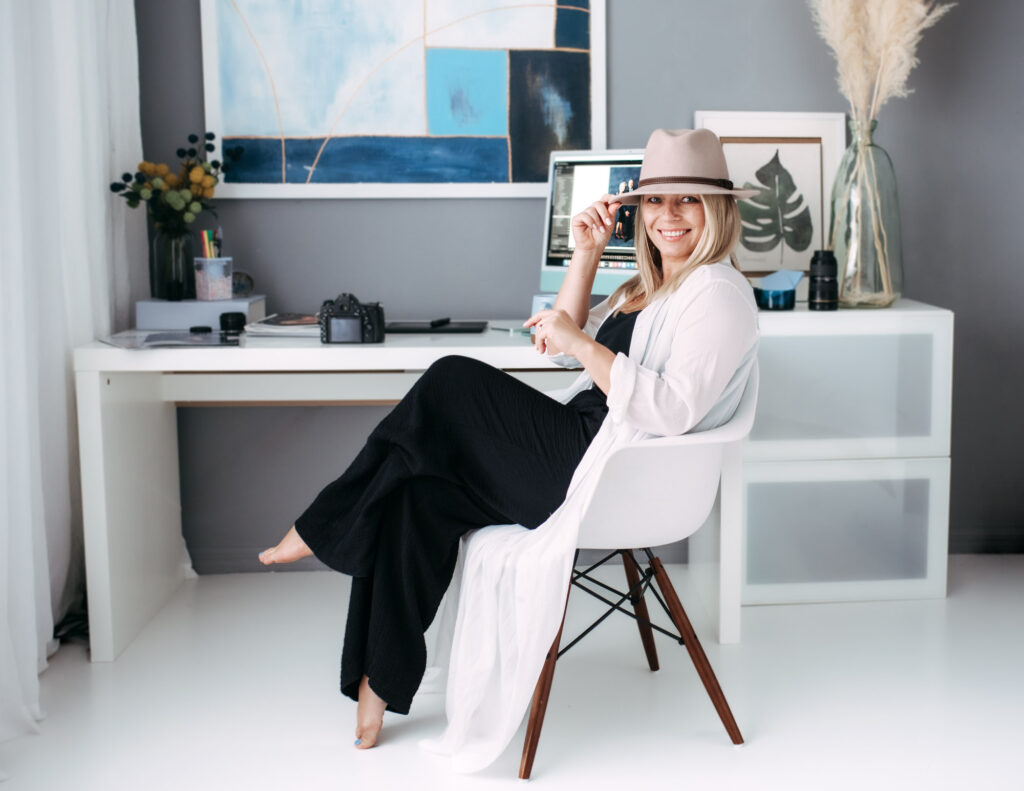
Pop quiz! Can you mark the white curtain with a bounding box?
[0,0,145,766]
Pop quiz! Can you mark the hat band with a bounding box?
[638,175,735,190]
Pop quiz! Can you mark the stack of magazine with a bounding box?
[243,313,319,337]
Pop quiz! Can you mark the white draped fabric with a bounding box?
[0,0,145,769]
[423,264,759,772]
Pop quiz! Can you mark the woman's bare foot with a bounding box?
[258,526,313,565]
[354,675,386,749]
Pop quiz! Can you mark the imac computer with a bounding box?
[539,148,644,295]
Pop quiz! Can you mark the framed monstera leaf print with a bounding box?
[695,111,846,288]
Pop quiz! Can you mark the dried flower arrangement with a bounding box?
[809,0,953,306]
[109,132,243,234]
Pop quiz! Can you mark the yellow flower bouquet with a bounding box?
[110,132,243,299]
[109,131,242,234]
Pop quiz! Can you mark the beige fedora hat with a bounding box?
[618,128,756,203]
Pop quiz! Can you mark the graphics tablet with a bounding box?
[385,320,488,334]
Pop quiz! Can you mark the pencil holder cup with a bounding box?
[194,257,233,300]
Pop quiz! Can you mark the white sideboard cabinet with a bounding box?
[741,299,953,604]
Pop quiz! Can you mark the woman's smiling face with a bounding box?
[642,194,706,265]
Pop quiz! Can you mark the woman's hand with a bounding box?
[571,195,622,255]
[524,308,616,393]
[524,308,592,358]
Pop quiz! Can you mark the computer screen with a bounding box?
[539,148,644,294]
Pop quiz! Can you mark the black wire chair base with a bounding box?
[559,548,685,659]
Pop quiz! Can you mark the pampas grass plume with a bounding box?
[809,0,954,122]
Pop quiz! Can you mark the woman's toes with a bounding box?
[258,526,312,565]
[354,722,381,749]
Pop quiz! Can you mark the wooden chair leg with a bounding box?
[621,550,659,671]
[519,590,570,779]
[650,557,744,744]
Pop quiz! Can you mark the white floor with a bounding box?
[2,555,1022,790]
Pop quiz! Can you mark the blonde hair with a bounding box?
[610,194,742,314]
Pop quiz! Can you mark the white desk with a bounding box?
[74,299,953,661]
[73,331,742,660]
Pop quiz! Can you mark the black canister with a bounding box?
[219,311,247,334]
[809,250,838,311]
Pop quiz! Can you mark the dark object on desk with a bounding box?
[189,325,212,334]
[386,320,488,334]
[808,250,839,311]
[232,270,255,297]
[319,292,385,343]
[752,288,796,311]
[220,312,246,334]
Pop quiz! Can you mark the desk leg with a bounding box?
[76,371,190,661]
[716,442,744,644]
[689,442,744,644]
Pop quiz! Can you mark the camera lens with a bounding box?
[809,250,838,311]
[220,312,246,333]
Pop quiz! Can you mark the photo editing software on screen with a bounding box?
[543,151,644,276]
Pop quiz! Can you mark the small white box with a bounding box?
[136,295,267,330]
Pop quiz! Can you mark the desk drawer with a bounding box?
[742,458,950,604]
[161,370,580,404]
[747,330,952,460]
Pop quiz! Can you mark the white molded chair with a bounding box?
[519,364,759,779]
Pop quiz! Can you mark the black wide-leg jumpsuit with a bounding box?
[294,312,637,714]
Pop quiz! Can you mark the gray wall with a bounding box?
[134,0,1024,571]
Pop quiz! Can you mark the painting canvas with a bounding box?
[200,0,606,198]
[694,112,846,278]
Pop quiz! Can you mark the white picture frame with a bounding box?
[200,0,607,199]
[695,111,847,276]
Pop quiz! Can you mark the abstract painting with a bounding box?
[200,0,606,198]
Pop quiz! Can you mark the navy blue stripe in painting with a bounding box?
[558,0,589,8]
[508,50,591,182]
[223,136,511,184]
[556,2,590,49]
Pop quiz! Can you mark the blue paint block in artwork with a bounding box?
[426,49,508,136]
[222,136,510,184]
[219,139,282,183]
[556,1,590,49]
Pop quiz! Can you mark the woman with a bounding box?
[612,180,628,239]
[259,128,759,761]
[621,177,637,240]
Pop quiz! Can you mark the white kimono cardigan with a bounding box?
[421,262,760,772]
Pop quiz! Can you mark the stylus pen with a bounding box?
[489,326,532,336]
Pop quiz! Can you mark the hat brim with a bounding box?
[617,182,757,204]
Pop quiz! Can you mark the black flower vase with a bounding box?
[151,227,196,301]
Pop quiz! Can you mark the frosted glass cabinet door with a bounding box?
[747,309,953,461]
[742,458,950,604]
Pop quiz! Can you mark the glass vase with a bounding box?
[151,227,195,301]
[829,119,903,308]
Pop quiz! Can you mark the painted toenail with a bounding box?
[354,739,362,746]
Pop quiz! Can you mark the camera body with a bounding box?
[318,293,385,343]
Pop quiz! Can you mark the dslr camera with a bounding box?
[318,293,385,343]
